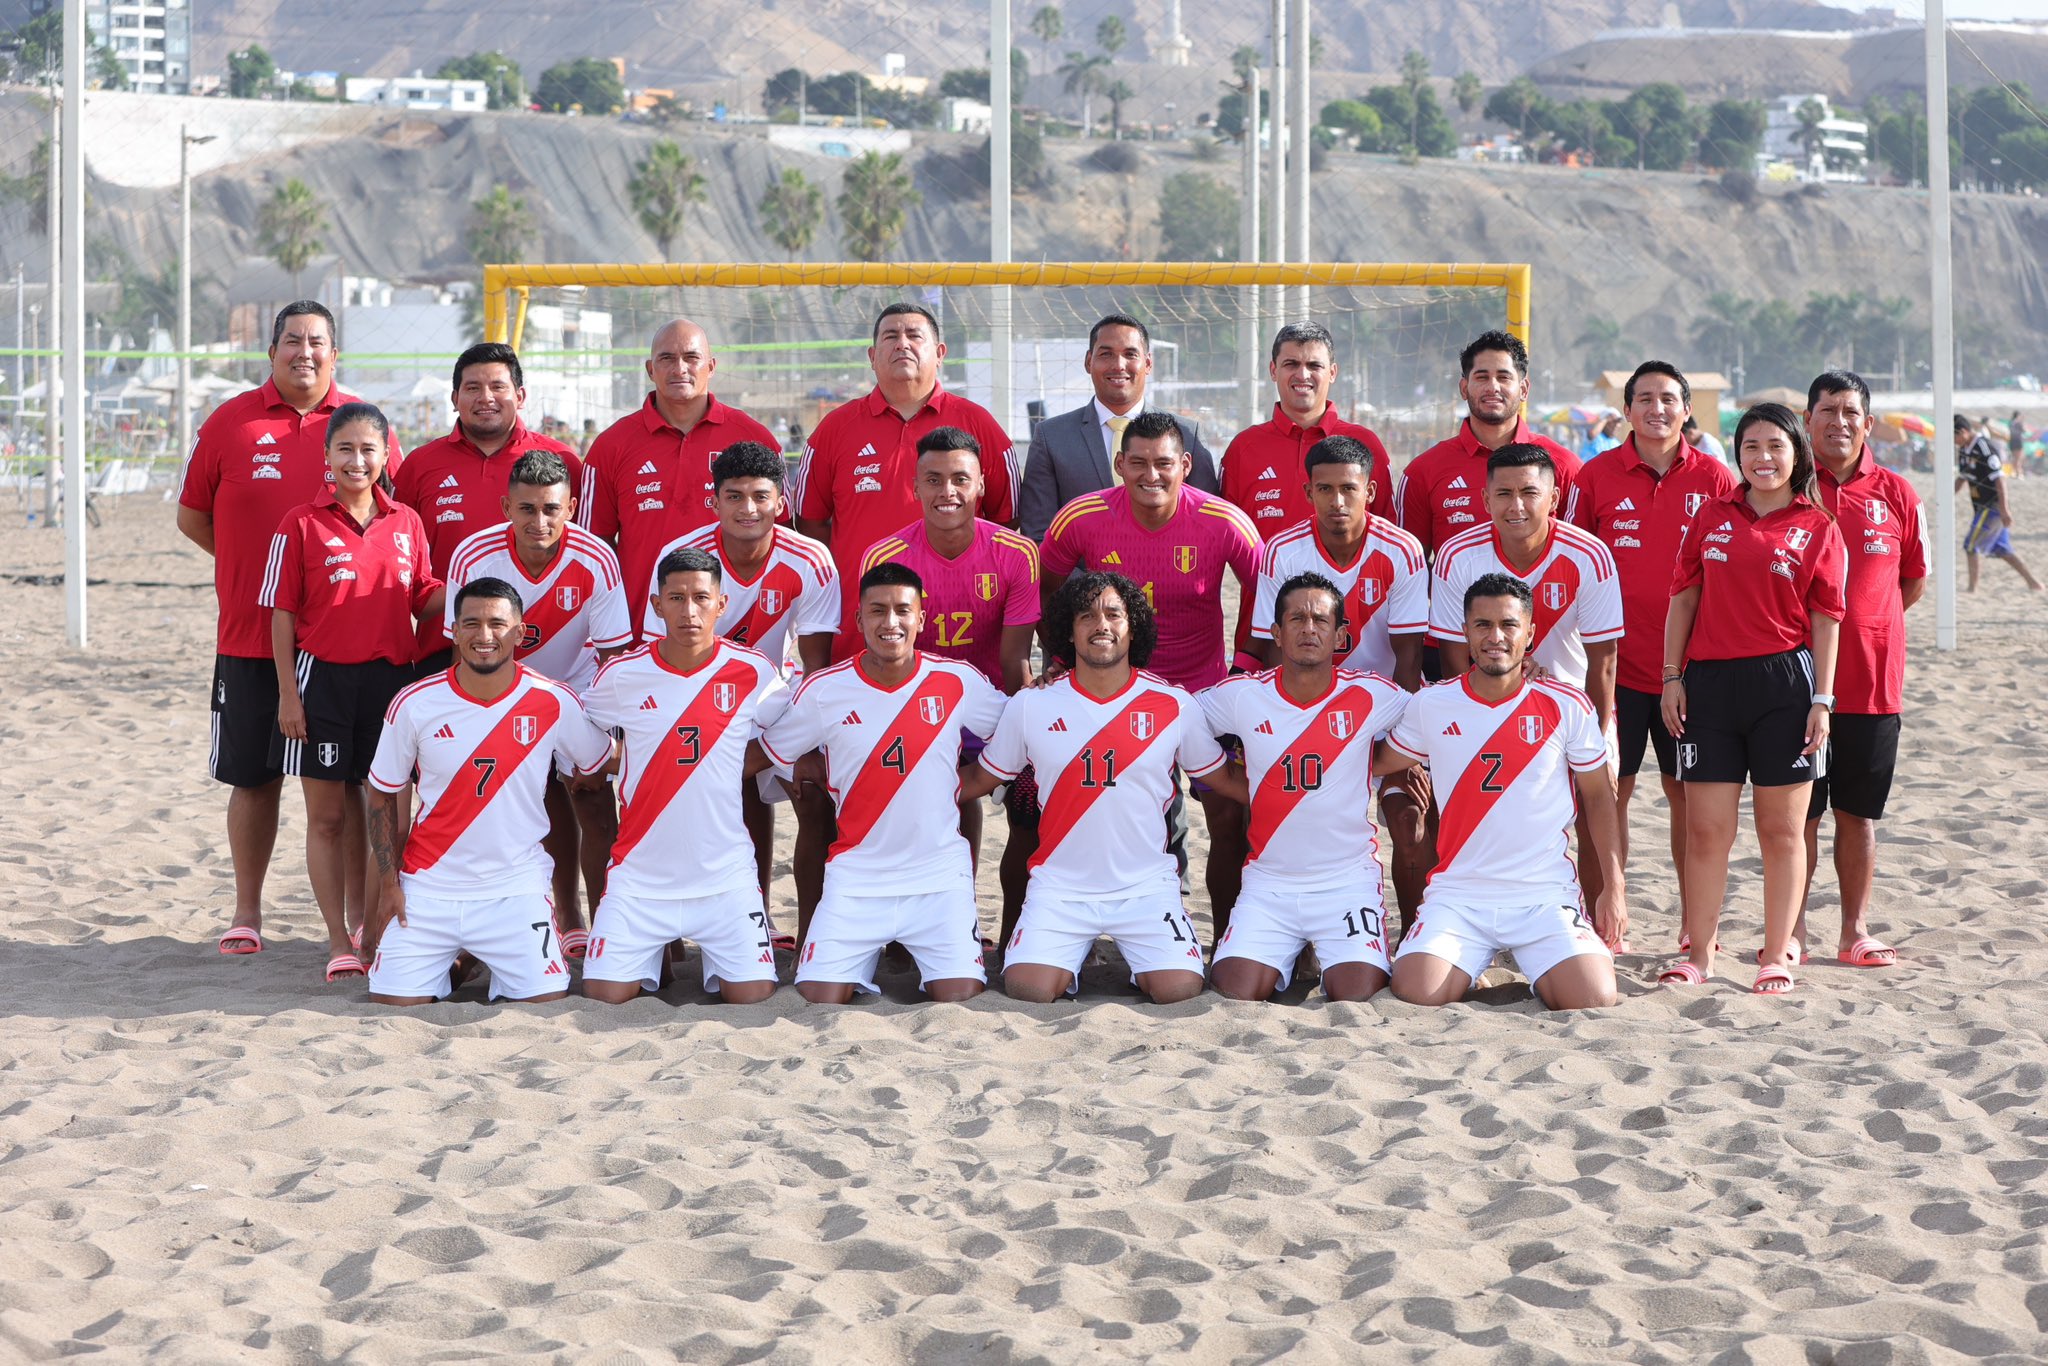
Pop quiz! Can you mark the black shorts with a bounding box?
[1615,685,1678,780]
[413,647,453,681]
[210,654,285,789]
[269,655,413,783]
[1807,712,1901,821]
[1676,650,1827,789]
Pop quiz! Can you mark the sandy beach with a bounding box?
[3,471,2045,1362]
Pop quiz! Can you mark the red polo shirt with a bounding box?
[1565,437,1737,694]
[178,379,400,659]
[1396,417,1582,558]
[1672,490,1847,662]
[579,393,783,637]
[1816,448,1928,715]
[793,383,1020,647]
[258,485,438,666]
[1219,405,1394,537]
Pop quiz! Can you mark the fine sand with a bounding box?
[3,473,2045,1363]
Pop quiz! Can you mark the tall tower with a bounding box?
[1161,0,1193,67]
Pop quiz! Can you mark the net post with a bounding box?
[510,287,532,352]
[1289,0,1311,321]
[1927,0,1956,652]
[482,266,507,343]
[1240,70,1263,431]
[1506,264,1532,345]
[991,0,1014,450]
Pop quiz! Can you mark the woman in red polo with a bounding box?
[260,403,443,983]
[1658,403,1845,995]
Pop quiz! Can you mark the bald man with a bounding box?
[580,319,785,638]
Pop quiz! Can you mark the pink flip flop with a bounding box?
[1754,944,1810,966]
[217,926,263,955]
[559,928,590,960]
[1752,963,1796,995]
[1838,937,1897,968]
[324,954,366,983]
[1658,960,1707,986]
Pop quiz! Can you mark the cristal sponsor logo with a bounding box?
[437,510,463,523]
[252,467,283,480]
[852,462,881,476]
[1608,518,1640,531]
[329,567,357,583]
[1704,547,1728,562]
[1770,558,1797,579]
[854,476,882,493]
[1613,536,1641,548]
[638,498,665,511]
[635,481,662,494]
[1448,512,1476,525]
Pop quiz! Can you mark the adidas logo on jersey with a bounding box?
[841,710,863,725]
[256,433,278,446]
[438,475,460,489]
[433,724,456,739]
[324,536,346,547]
[1047,718,1068,732]
[1101,551,1122,565]
[1448,476,1467,489]
[1255,720,1274,735]
[1442,722,1463,735]
[857,442,877,458]
[639,695,660,711]
[1258,465,1277,480]
[637,460,659,475]
[1616,497,1636,510]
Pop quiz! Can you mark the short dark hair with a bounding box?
[711,441,786,489]
[1953,413,1974,434]
[1118,409,1184,454]
[1088,312,1150,352]
[859,561,924,597]
[1624,360,1690,408]
[1464,571,1533,620]
[324,401,390,447]
[1273,570,1346,628]
[1271,321,1334,363]
[508,449,571,491]
[1304,434,1373,478]
[1682,415,1702,433]
[271,301,336,349]
[1486,441,1557,483]
[1460,329,1529,378]
[873,302,940,343]
[453,341,523,393]
[916,425,981,460]
[657,545,723,589]
[1808,369,1872,417]
[453,576,523,619]
[1044,570,1157,669]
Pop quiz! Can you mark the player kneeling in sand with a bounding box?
[578,547,789,1005]
[363,579,615,1005]
[1374,572,1626,1012]
[960,571,1248,1003]
[1201,572,1409,1002]
[758,563,1006,1003]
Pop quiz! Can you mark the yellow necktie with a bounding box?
[1107,414,1131,452]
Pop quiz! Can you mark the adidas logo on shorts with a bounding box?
[439,475,460,489]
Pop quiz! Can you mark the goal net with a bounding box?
[479,262,1530,454]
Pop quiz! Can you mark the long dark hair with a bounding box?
[1732,402,1822,509]
[1044,571,1157,670]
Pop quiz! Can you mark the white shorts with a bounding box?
[368,890,568,1002]
[1394,895,1610,987]
[583,883,778,992]
[1214,883,1393,989]
[1006,881,1206,986]
[796,872,985,995]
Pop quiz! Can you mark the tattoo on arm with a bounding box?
[368,792,402,878]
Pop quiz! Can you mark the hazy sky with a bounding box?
[1821,0,2045,21]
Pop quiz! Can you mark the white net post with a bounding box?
[1240,68,1263,431]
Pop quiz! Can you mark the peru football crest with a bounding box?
[512,715,538,746]
[712,682,738,713]
[919,696,947,725]
[1541,581,1568,611]
[1784,528,1813,551]
[1685,492,1708,516]
[1359,578,1382,606]
[975,573,999,601]
[556,585,582,610]
[1328,710,1354,739]
[1865,499,1890,525]
[1129,711,1154,740]
[1174,545,1196,574]
[760,589,786,615]
[316,742,340,768]
[1518,714,1545,744]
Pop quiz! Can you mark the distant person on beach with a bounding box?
[1956,414,2042,593]
[1682,415,1726,463]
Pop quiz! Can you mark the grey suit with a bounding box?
[1017,404,1220,543]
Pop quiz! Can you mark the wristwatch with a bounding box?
[1811,693,1835,709]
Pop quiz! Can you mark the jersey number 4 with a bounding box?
[880,735,907,774]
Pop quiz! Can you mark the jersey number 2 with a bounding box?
[1479,751,1506,793]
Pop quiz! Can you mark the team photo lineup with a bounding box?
[181,295,1930,1010]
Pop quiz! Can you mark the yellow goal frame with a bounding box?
[480,262,1532,352]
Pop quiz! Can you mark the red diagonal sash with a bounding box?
[1431,688,1564,876]
[725,561,805,649]
[516,559,596,656]
[829,669,967,858]
[1248,684,1373,861]
[404,685,563,875]
[1529,555,1581,653]
[610,658,761,867]
[1031,689,1177,870]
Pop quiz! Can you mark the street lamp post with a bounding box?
[176,126,216,466]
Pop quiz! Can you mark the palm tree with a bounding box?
[1400,50,1431,150]
[1105,79,1134,140]
[1095,15,1126,60]
[1231,45,1261,84]
[1796,97,1828,170]
[1692,291,1756,390]
[1058,50,1110,134]
[1029,5,1063,76]
[258,178,326,296]
[1453,71,1482,117]
[837,151,919,263]
[628,140,707,261]
[1574,315,1626,370]
[465,184,534,265]
[759,166,824,259]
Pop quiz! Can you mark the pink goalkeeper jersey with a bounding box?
[1040,486,1262,692]
[859,518,1040,687]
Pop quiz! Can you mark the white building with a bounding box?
[79,0,193,94]
[343,74,488,113]
[1762,94,1869,183]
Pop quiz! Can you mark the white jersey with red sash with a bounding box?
[1250,519,1428,678]
[978,669,1226,897]
[1426,522,1623,689]
[1200,668,1408,893]
[759,652,1005,890]
[1385,675,1608,904]
[580,641,789,899]
[368,667,614,900]
[640,524,839,666]
[445,521,632,693]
